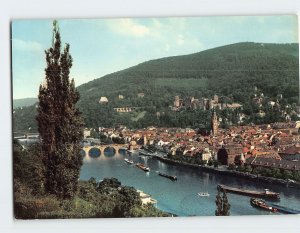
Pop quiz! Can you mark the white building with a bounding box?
[83,128,91,139]
[99,96,108,104]
[202,148,212,161]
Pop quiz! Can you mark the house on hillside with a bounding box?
[99,96,108,104]
[137,93,145,98]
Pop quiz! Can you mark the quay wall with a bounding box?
[153,155,300,189]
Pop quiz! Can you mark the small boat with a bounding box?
[124,158,134,164]
[158,172,177,181]
[198,192,210,197]
[136,163,150,172]
[250,198,278,212]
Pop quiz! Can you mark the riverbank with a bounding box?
[153,155,300,189]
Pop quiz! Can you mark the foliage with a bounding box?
[13,98,38,109]
[13,140,167,219]
[230,164,300,182]
[36,20,84,199]
[228,163,236,170]
[13,105,38,132]
[13,142,45,196]
[215,190,231,216]
[14,172,168,218]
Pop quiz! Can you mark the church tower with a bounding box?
[211,109,219,136]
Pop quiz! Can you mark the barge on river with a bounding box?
[136,163,150,172]
[218,184,280,200]
[158,172,177,181]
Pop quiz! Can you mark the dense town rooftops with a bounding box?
[279,146,300,155]
[246,157,300,171]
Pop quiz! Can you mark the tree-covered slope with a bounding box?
[13,98,38,109]
[78,42,298,99]
[13,42,299,131]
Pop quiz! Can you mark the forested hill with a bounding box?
[13,98,38,109]
[13,42,299,131]
[77,42,298,104]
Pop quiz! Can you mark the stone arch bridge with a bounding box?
[82,144,128,156]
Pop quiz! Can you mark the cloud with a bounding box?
[176,34,185,46]
[13,39,43,52]
[163,43,170,52]
[108,19,150,37]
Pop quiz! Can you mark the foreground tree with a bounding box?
[215,190,231,216]
[37,20,84,199]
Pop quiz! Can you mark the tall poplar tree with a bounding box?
[37,20,84,199]
[215,190,231,216]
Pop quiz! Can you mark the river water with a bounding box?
[79,150,300,216]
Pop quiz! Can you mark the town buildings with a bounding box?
[86,103,300,170]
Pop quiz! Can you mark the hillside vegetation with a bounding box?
[13,42,299,131]
[13,98,38,109]
[14,142,168,218]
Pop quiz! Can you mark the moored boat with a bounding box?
[158,172,177,181]
[136,163,150,172]
[124,158,134,164]
[250,198,278,212]
[218,184,280,200]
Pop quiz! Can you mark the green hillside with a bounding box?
[13,98,38,109]
[13,42,299,131]
[78,42,298,103]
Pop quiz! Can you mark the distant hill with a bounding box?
[13,42,299,131]
[78,42,298,102]
[76,42,299,127]
[13,98,38,109]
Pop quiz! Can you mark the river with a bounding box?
[79,149,300,216]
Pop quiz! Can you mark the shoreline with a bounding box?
[153,155,300,189]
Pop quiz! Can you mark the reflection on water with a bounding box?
[89,148,101,158]
[80,151,300,216]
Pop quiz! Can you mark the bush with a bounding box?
[228,163,236,170]
[15,196,61,219]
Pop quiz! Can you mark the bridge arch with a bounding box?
[118,147,127,155]
[89,147,101,158]
[103,146,116,157]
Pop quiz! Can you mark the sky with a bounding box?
[12,15,298,99]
